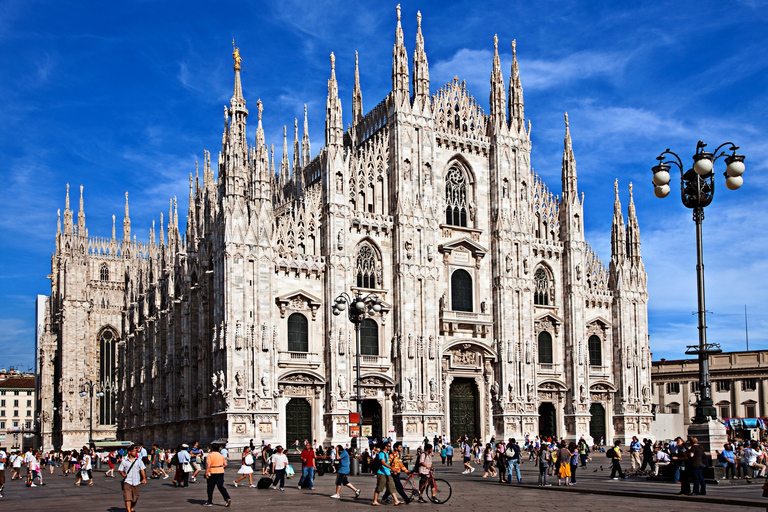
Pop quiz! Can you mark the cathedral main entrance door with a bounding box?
[362,400,383,441]
[589,403,606,442]
[286,398,311,446]
[449,379,478,442]
[538,402,556,439]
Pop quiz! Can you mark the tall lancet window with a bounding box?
[445,166,468,227]
[533,267,553,306]
[356,243,378,289]
[99,329,117,425]
[100,264,109,282]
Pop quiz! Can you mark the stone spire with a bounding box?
[63,184,73,235]
[57,209,61,235]
[159,211,165,246]
[223,39,249,197]
[611,180,626,264]
[411,10,430,107]
[77,185,86,236]
[187,173,196,238]
[111,215,115,239]
[123,191,131,241]
[391,4,410,101]
[325,53,343,146]
[280,125,290,188]
[293,118,303,197]
[352,52,363,127]
[626,183,642,264]
[232,39,244,102]
[302,104,311,166]
[508,40,525,130]
[489,35,506,130]
[561,113,578,201]
[255,99,265,154]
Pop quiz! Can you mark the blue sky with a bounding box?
[1,0,767,370]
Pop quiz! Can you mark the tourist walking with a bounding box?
[118,445,146,512]
[203,444,231,507]
[688,437,706,495]
[176,444,192,488]
[269,445,289,491]
[414,443,435,503]
[233,447,254,488]
[298,441,315,490]
[330,444,360,499]
[537,447,551,486]
[609,440,626,480]
[556,442,571,485]
[445,443,453,466]
[372,443,402,506]
[462,440,474,474]
[506,438,522,483]
[381,442,410,504]
[0,445,6,498]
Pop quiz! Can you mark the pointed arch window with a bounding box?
[588,335,602,366]
[451,269,473,312]
[100,264,109,282]
[360,319,379,356]
[538,331,553,364]
[356,243,378,289]
[445,166,468,227]
[287,313,309,352]
[99,329,117,425]
[534,267,554,305]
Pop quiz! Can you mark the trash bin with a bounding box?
[96,457,103,470]
[351,456,360,476]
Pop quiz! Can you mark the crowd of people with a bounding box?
[2,432,768,508]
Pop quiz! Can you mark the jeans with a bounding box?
[298,467,314,488]
[570,463,577,483]
[673,464,681,483]
[206,473,230,503]
[579,454,588,467]
[272,468,286,489]
[692,466,706,495]
[507,459,521,483]
[538,465,548,485]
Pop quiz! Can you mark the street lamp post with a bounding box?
[79,379,104,446]
[332,291,384,452]
[652,141,745,427]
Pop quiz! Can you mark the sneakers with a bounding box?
[279,487,285,491]
[297,484,302,489]
[163,474,170,479]
[470,467,475,473]
[270,485,277,490]
[225,499,232,507]
[310,487,314,490]
[330,494,341,499]
[355,489,361,499]
[203,503,213,507]
[233,481,238,488]
[190,477,197,482]
[612,477,619,480]
[249,484,256,488]
[461,470,468,474]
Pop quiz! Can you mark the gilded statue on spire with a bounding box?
[232,39,242,71]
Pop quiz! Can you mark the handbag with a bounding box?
[182,462,192,473]
[81,469,90,481]
[285,464,295,477]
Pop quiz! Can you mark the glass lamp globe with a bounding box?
[654,185,671,198]
[693,156,713,176]
[355,301,366,311]
[333,309,341,316]
[80,391,86,397]
[372,303,382,312]
[726,159,745,177]
[335,301,346,311]
[652,170,671,186]
[725,175,743,190]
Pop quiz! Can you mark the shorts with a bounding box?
[0,468,5,486]
[122,482,141,502]
[375,474,388,493]
[463,457,470,463]
[335,472,349,486]
[191,461,201,472]
[153,462,162,469]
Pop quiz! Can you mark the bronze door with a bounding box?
[286,398,311,446]
[538,402,557,439]
[589,403,606,441]
[449,379,478,442]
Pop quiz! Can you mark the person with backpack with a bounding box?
[577,437,590,468]
[505,438,522,484]
[415,443,435,503]
[608,440,626,480]
[372,443,402,506]
[118,445,146,512]
[537,447,551,486]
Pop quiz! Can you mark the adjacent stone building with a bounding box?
[0,372,36,450]
[39,8,652,450]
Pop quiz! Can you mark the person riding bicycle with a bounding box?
[417,444,435,503]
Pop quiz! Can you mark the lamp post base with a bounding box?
[687,419,728,455]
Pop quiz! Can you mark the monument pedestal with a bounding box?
[687,419,728,454]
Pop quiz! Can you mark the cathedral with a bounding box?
[38,7,653,451]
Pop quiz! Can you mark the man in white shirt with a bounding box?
[744,441,765,477]
[653,447,670,476]
[11,452,22,480]
[24,447,35,477]
[119,445,146,512]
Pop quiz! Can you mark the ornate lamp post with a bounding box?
[652,140,745,425]
[79,379,104,446]
[332,291,383,450]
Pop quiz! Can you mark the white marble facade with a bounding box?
[40,8,652,451]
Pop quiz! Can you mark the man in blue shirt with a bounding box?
[330,445,361,499]
[462,442,474,474]
[190,441,202,482]
[629,436,641,470]
[372,444,402,506]
[445,444,454,466]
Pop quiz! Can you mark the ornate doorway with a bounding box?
[449,378,478,442]
[589,403,606,442]
[362,399,383,441]
[538,402,556,439]
[286,398,311,446]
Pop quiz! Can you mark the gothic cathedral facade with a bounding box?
[39,8,653,451]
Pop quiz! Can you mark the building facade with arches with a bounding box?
[39,9,652,450]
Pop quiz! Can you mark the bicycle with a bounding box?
[402,470,452,504]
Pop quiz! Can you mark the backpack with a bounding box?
[370,452,382,473]
[606,448,615,459]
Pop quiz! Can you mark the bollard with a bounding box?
[351,456,360,476]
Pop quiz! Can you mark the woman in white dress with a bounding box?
[233,447,255,488]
